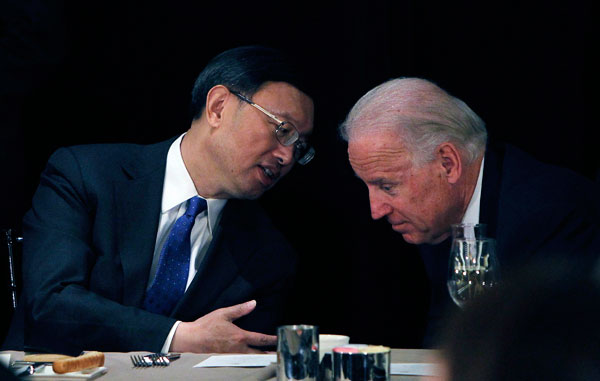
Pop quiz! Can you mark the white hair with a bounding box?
[339,77,487,165]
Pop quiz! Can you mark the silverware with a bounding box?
[145,353,165,366]
[11,363,46,376]
[156,353,181,361]
[130,354,152,368]
[131,353,180,368]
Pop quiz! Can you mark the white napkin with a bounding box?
[391,363,440,376]
[194,354,277,368]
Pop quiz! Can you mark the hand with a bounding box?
[170,300,277,353]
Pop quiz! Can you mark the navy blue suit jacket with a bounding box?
[419,142,600,346]
[21,138,296,354]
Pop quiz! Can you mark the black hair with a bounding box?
[189,45,309,120]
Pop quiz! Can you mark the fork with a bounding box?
[147,353,169,366]
[130,354,152,368]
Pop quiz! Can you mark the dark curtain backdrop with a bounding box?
[1,0,595,347]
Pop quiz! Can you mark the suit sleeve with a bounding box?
[22,147,176,354]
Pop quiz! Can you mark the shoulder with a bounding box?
[484,144,600,265]
[493,144,600,251]
[49,138,174,165]
[499,143,598,206]
[49,142,140,168]
[46,138,176,178]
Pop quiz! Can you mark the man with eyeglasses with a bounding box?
[20,46,314,355]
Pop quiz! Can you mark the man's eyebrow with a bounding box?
[355,175,390,186]
[277,111,296,122]
[369,178,389,185]
[265,107,303,127]
[271,110,312,138]
[258,105,291,123]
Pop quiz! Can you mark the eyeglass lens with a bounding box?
[232,89,314,164]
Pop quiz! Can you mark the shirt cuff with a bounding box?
[161,321,182,353]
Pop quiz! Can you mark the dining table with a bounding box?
[2,348,441,380]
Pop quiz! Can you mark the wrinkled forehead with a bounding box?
[348,131,415,172]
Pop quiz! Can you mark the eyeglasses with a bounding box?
[230,90,315,165]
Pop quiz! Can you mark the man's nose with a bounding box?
[274,144,294,167]
[369,193,393,220]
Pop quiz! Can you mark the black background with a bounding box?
[1,0,596,348]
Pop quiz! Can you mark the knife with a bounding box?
[11,363,46,377]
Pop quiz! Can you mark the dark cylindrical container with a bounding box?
[332,346,390,381]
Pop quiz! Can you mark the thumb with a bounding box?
[220,300,257,321]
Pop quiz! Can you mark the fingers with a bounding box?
[245,331,278,347]
[220,300,257,321]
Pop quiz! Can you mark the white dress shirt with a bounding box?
[461,157,485,224]
[150,133,228,352]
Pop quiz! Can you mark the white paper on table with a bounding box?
[391,363,440,377]
[194,354,277,368]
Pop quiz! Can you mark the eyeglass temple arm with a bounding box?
[232,92,285,124]
[248,103,284,124]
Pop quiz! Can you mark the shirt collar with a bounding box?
[162,133,228,233]
[461,157,485,224]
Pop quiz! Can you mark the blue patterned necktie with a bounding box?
[143,196,207,315]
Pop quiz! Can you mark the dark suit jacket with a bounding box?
[481,143,600,266]
[21,138,297,354]
[419,142,600,346]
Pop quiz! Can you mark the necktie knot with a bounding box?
[185,196,207,218]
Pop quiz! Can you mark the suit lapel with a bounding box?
[173,200,254,320]
[480,143,561,268]
[489,145,575,267]
[115,139,174,307]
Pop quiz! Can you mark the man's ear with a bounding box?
[437,142,462,184]
[204,85,231,128]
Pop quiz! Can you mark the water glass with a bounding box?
[447,237,500,308]
[277,325,319,381]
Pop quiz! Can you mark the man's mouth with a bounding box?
[391,221,410,231]
[258,165,279,187]
[261,166,277,180]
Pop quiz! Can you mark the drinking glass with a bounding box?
[451,223,487,241]
[277,325,319,381]
[447,235,500,308]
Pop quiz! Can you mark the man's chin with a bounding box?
[232,185,266,200]
[400,233,428,245]
[400,231,450,246]
[244,189,266,200]
[392,226,424,245]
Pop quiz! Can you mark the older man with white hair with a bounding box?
[340,77,600,346]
